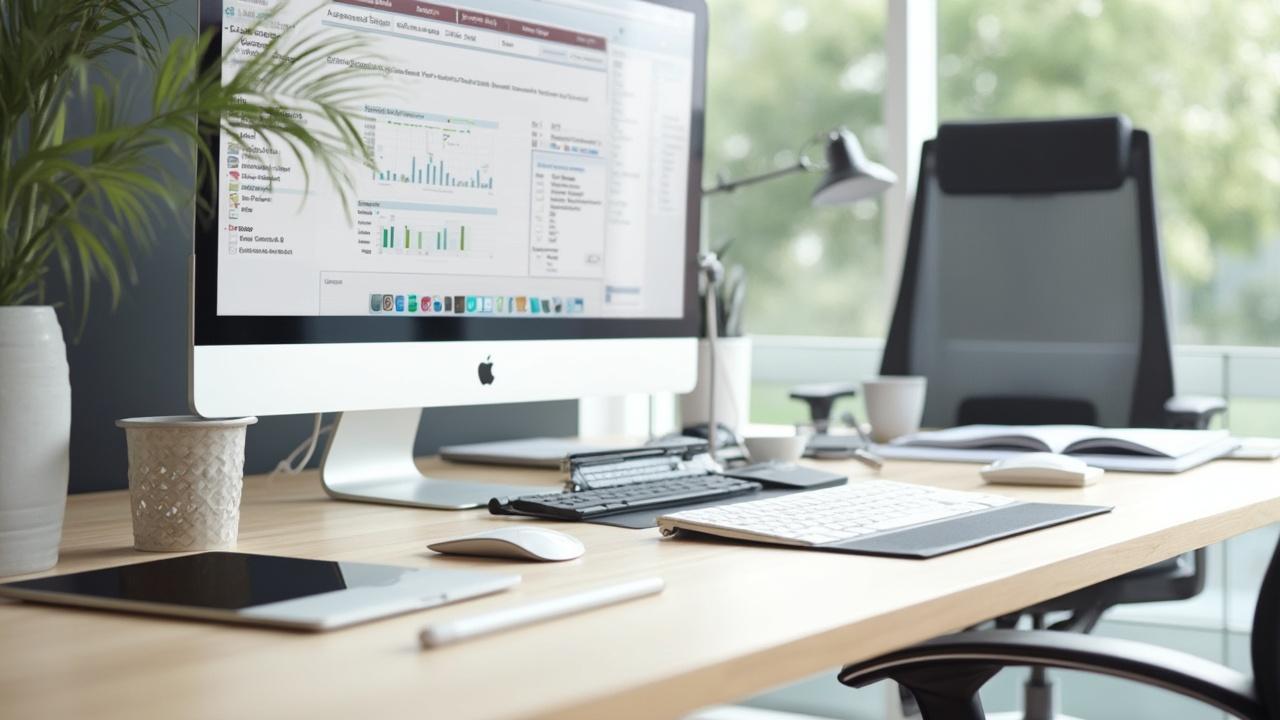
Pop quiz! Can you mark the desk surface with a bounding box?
[3,454,1279,720]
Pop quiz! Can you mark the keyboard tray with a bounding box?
[816,502,1111,559]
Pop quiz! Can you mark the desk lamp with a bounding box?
[698,127,896,459]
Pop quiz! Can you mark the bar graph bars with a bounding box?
[376,155,494,190]
[368,112,497,194]
[379,222,470,253]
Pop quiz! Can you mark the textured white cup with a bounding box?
[116,415,257,552]
[863,376,927,443]
[743,435,806,464]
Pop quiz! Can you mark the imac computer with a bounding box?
[192,0,708,508]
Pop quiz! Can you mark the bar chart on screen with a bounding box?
[368,203,497,261]
[377,219,482,255]
[364,106,498,195]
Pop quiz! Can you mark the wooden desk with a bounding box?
[3,455,1279,720]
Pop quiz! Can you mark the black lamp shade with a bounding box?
[810,127,897,206]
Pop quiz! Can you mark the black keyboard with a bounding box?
[490,475,762,520]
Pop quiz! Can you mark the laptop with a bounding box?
[440,437,617,468]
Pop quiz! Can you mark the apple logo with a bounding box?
[477,355,495,385]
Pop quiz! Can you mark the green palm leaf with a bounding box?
[0,0,380,332]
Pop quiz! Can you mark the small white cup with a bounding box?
[862,376,927,443]
[743,435,807,464]
[116,415,257,552]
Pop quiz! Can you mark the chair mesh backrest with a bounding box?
[885,116,1171,428]
[908,177,1144,427]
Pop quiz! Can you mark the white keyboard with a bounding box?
[657,480,1019,547]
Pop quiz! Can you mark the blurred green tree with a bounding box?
[704,0,886,337]
[707,0,1280,345]
[939,0,1280,345]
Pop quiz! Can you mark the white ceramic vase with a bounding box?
[679,336,753,431]
[0,306,71,577]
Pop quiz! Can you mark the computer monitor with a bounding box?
[192,0,708,508]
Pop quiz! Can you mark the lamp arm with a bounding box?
[702,156,812,196]
[698,252,725,462]
[704,269,719,460]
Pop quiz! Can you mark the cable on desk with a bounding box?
[273,413,335,475]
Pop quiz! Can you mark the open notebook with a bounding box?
[877,425,1240,473]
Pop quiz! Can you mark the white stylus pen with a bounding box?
[419,577,665,649]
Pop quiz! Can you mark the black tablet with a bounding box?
[0,552,519,631]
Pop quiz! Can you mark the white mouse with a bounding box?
[428,527,585,562]
[980,452,1104,487]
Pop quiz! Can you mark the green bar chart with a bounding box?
[379,220,475,254]
[366,201,498,263]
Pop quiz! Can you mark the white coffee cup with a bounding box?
[862,376,927,443]
[743,435,807,464]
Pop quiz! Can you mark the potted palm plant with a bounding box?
[0,1,377,576]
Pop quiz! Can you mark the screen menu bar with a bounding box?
[332,0,607,50]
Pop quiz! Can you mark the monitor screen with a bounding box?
[203,0,702,340]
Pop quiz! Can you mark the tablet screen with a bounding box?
[3,552,354,610]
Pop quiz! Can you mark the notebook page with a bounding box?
[893,425,1122,453]
[1066,428,1232,458]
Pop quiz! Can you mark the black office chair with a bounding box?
[838,531,1280,719]
[876,115,1224,718]
[881,114,1221,431]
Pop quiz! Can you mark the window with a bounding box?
[938,0,1280,347]
[704,0,887,337]
[739,0,1280,432]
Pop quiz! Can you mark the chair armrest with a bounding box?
[789,382,858,432]
[1164,395,1227,429]
[838,629,1262,720]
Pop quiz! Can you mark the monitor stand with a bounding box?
[319,408,558,510]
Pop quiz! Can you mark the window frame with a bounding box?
[753,334,1280,410]
[761,0,1280,405]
